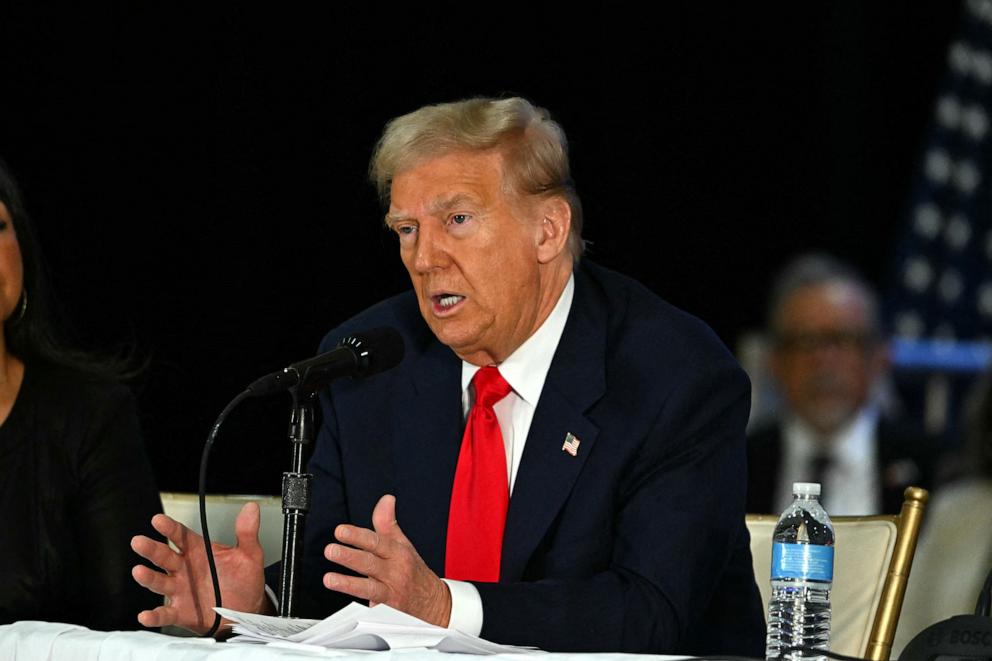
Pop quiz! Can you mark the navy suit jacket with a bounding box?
[272,261,765,654]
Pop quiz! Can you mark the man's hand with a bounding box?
[130,502,269,633]
[323,494,452,627]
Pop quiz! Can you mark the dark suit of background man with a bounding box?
[747,254,939,515]
[132,97,765,655]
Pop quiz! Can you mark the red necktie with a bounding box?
[445,366,512,582]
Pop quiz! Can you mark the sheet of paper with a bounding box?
[214,607,319,638]
[290,603,371,644]
[436,629,541,655]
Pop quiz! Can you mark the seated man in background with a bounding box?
[132,97,765,654]
[747,253,940,515]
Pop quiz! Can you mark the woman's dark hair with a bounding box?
[0,157,136,376]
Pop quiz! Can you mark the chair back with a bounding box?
[159,492,284,566]
[747,487,928,661]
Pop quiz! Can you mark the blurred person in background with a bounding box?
[893,371,992,654]
[0,157,162,629]
[746,253,941,514]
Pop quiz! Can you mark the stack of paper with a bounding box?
[215,602,540,654]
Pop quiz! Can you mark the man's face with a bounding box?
[770,281,888,435]
[386,149,567,366]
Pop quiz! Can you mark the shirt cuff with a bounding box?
[264,584,280,611]
[441,579,483,636]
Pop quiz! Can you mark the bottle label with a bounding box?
[771,542,834,581]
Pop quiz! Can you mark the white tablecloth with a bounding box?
[0,621,684,661]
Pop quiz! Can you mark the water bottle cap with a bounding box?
[793,482,821,496]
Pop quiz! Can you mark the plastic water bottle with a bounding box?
[765,482,835,661]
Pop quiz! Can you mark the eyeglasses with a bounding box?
[774,330,878,354]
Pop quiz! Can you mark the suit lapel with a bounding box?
[391,340,462,576]
[501,268,608,581]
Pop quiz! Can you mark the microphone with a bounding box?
[246,327,404,397]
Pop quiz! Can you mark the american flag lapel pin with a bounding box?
[561,432,580,457]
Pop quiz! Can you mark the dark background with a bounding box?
[0,3,963,493]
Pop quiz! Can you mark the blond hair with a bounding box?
[370,97,585,260]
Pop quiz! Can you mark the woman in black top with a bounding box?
[0,158,162,630]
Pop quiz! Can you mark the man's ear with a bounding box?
[536,196,572,264]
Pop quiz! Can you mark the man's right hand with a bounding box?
[130,501,268,634]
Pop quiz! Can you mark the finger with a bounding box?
[137,605,178,628]
[234,502,262,551]
[335,524,389,556]
[132,564,176,596]
[372,494,405,541]
[150,513,199,551]
[323,572,385,603]
[131,535,184,573]
[325,543,379,577]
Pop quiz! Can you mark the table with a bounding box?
[0,621,683,660]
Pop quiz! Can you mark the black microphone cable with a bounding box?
[198,388,251,638]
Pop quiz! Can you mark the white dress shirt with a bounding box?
[443,274,575,636]
[774,406,881,515]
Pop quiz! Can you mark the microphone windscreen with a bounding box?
[340,326,405,377]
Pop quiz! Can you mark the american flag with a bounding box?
[561,433,581,457]
[887,0,992,342]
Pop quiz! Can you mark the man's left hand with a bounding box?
[323,494,452,627]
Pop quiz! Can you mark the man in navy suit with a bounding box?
[131,97,764,654]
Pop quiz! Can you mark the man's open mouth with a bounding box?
[432,293,465,312]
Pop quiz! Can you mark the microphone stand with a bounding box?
[277,388,315,618]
